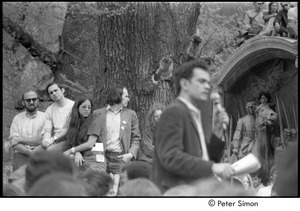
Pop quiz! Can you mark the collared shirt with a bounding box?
[106,105,123,152]
[178,97,209,161]
[9,110,45,149]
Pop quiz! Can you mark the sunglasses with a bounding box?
[24,98,38,103]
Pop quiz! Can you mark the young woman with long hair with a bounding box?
[63,97,105,172]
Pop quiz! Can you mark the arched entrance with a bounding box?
[212,36,298,183]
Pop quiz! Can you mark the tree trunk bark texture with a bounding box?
[59,2,201,131]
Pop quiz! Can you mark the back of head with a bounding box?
[272,142,298,196]
[163,184,196,196]
[79,169,113,196]
[193,177,254,196]
[25,151,75,192]
[27,173,87,196]
[106,85,124,106]
[124,161,151,180]
[119,178,161,196]
[3,183,25,196]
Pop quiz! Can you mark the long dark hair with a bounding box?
[146,103,165,132]
[67,97,94,147]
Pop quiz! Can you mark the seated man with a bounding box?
[8,90,45,171]
[40,82,74,152]
[286,3,298,39]
[242,2,266,38]
[274,2,290,37]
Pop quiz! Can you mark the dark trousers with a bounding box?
[105,151,125,174]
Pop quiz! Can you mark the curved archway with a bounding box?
[214,36,298,91]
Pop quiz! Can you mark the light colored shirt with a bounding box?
[106,105,122,152]
[178,97,209,161]
[244,9,266,28]
[44,98,74,138]
[9,111,45,149]
[288,7,298,23]
[256,184,273,196]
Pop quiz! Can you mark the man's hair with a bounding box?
[121,161,151,180]
[46,82,63,95]
[79,169,114,196]
[27,172,87,196]
[106,85,126,105]
[21,90,39,101]
[174,59,209,96]
[25,151,76,192]
[119,178,161,196]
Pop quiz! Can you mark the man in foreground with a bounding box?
[151,59,235,193]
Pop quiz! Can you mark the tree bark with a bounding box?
[60,2,201,131]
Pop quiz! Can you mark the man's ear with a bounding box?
[61,87,65,94]
[179,78,189,91]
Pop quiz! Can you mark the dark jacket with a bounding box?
[274,9,288,31]
[150,99,225,193]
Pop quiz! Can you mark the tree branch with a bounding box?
[2,15,57,70]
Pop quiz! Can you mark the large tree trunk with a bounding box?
[59,2,201,131]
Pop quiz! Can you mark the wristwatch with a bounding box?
[71,147,76,154]
[53,135,57,141]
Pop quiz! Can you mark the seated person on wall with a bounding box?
[63,97,105,172]
[242,2,266,39]
[274,2,290,37]
[7,90,45,171]
[286,2,298,39]
[260,2,279,36]
[37,82,75,153]
[137,103,165,164]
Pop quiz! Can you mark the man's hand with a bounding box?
[118,153,133,163]
[213,107,229,139]
[212,163,235,179]
[9,137,21,147]
[74,152,84,167]
[42,137,54,149]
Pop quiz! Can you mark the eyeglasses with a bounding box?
[24,98,38,103]
[82,106,92,110]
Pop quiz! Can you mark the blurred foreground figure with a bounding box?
[119,178,161,196]
[27,173,87,196]
[79,169,114,196]
[25,151,76,193]
[272,142,298,196]
[151,59,234,193]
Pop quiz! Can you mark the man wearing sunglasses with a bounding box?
[8,90,45,171]
[274,2,290,37]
